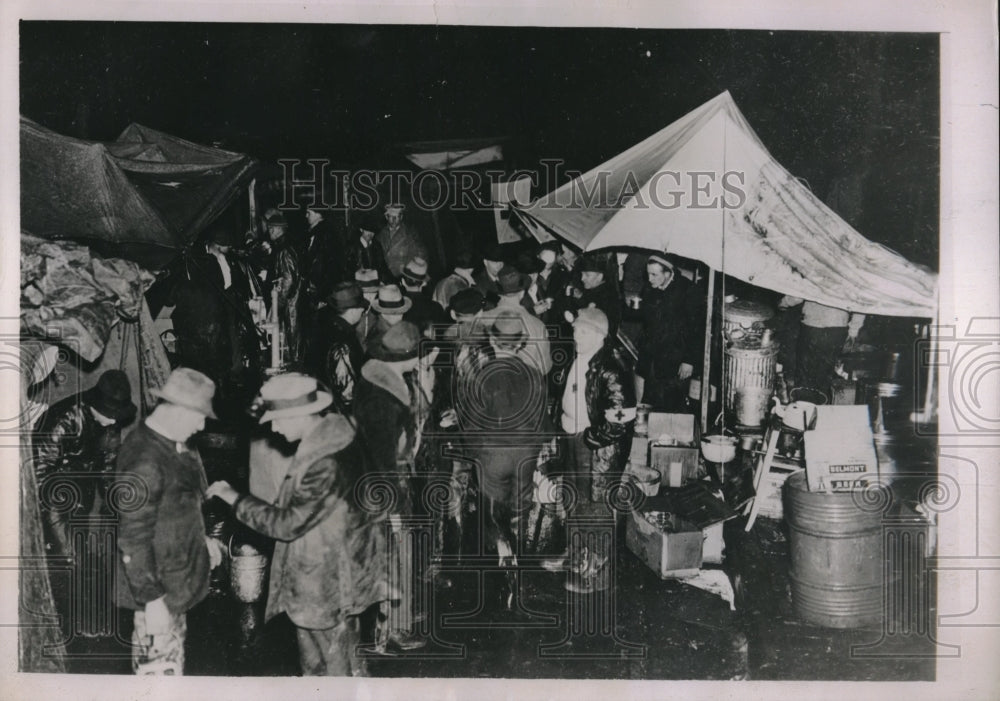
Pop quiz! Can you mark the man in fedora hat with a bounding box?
[400,256,448,334]
[481,264,552,377]
[360,283,412,354]
[262,210,305,364]
[303,282,367,411]
[473,242,506,305]
[376,203,427,279]
[353,322,440,652]
[114,368,223,675]
[207,373,390,676]
[453,310,553,607]
[34,370,137,559]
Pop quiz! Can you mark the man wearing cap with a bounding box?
[353,322,440,651]
[376,203,427,279]
[206,374,389,676]
[432,247,477,311]
[34,369,137,559]
[542,307,635,593]
[635,254,705,412]
[303,282,367,412]
[455,310,553,606]
[400,256,448,334]
[360,284,412,354]
[114,368,223,675]
[481,264,552,377]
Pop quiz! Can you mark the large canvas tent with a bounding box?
[516,91,937,318]
[21,117,257,270]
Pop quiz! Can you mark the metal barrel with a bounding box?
[724,343,777,426]
[783,472,884,628]
[723,299,774,340]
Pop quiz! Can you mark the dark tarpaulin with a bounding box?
[21,117,257,270]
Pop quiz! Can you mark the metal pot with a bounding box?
[701,434,738,464]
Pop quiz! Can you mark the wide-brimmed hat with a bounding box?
[371,284,413,315]
[516,251,545,275]
[370,321,430,362]
[259,373,333,424]
[151,368,217,419]
[450,288,485,315]
[497,265,529,295]
[355,268,380,292]
[401,256,430,284]
[489,310,528,345]
[329,282,365,312]
[86,369,137,423]
[384,202,406,214]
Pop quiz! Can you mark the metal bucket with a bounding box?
[725,342,777,426]
[784,472,884,628]
[229,537,268,603]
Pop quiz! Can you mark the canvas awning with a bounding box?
[21,117,258,270]
[516,92,937,318]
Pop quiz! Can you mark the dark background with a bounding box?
[19,23,939,268]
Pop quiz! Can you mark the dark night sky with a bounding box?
[19,22,939,267]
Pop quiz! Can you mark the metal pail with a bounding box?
[229,536,268,603]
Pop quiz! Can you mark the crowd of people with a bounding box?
[33,201,858,677]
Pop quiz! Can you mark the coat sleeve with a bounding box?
[235,454,341,542]
[116,455,166,605]
[584,356,636,448]
[32,408,73,484]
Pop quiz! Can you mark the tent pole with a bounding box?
[701,267,716,434]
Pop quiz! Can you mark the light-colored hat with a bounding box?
[371,284,413,315]
[402,256,430,283]
[489,310,528,344]
[259,373,333,423]
[384,202,405,213]
[151,368,218,419]
[355,268,380,291]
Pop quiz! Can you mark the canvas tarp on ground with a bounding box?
[21,117,257,270]
[516,91,937,318]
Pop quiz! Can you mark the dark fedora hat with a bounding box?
[578,255,606,274]
[329,282,366,312]
[496,265,529,295]
[449,288,485,315]
[86,369,137,423]
[482,243,506,263]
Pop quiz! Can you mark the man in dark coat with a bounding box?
[376,203,427,279]
[301,205,349,307]
[34,370,136,559]
[353,322,439,651]
[345,219,392,283]
[115,368,223,675]
[400,256,450,335]
[636,254,704,412]
[472,243,506,307]
[207,374,389,676]
[303,282,367,412]
[572,255,622,336]
[454,311,552,606]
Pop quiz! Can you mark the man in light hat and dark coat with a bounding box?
[114,368,223,675]
[453,310,553,607]
[34,370,136,558]
[400,256,449,335]
[481,264,552,377]
[353,322,440,652]
[303,282,368,411]
[433,247,477,311]
[360,283,412,354]
[207,374,390,676]
[376,203,427,279]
